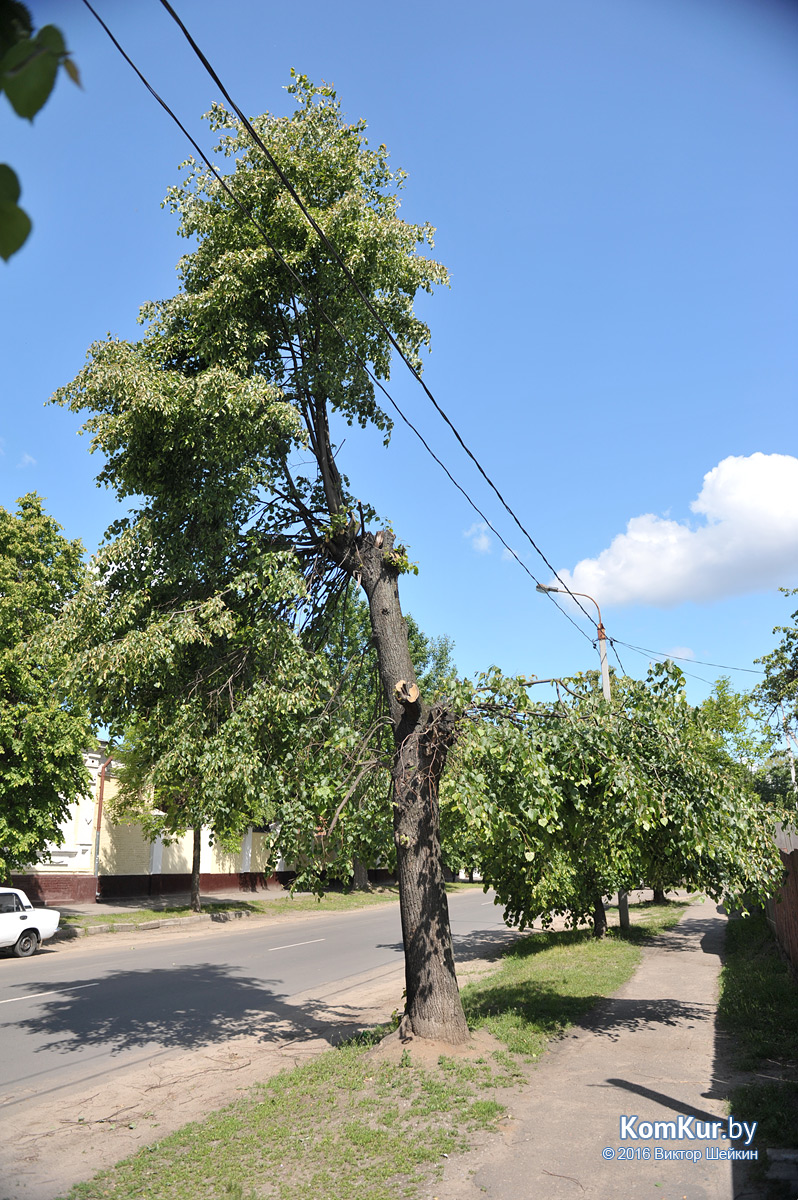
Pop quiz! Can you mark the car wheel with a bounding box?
[12,931,38,958]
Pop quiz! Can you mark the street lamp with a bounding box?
[534,583,630,930]
[535,585,611,701]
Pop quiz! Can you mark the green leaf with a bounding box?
[0,163,21,203]
[0,196,31,259]
[63,56,81,87]
[1,28,61,119]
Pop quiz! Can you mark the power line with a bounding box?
[155,0,600,634]
[78,0,594,649]
[613,639,764,676]
[608,639,628,676]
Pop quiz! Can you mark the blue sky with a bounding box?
[2,0,797,706]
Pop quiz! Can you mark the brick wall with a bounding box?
[771,848,798,971]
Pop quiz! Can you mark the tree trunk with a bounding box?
[191,826,202,913]
[592,894,608,939]
[351,857,370,890]
[358,531,469,1044]
[652,887,668,905]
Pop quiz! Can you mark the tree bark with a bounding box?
[652,887,668,905]
[191,826,202,913]
[592,894,608,939]
[351,857,370,890]
[356,530,469,1044]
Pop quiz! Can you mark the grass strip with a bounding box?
[57,904,685,1200]
[717,911,798,1170]
[462,902,687,1057]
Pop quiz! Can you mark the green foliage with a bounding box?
[0,493,91,876]
[757,589,798,718]
[700,676,774,768]
[442,663,786,931]
[0,1,79,259]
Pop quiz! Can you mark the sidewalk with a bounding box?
[55,886,305,918]
[435,897,742,1200]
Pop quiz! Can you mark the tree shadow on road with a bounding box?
[4,963,391,1057]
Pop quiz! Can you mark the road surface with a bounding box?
[0,888,514,1119]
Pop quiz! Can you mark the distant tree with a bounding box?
[0,493,91,877]
[755,589,798,798]
[0,1,79,259]
[700,676,774,770]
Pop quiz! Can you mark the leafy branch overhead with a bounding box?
[0,0,80,260]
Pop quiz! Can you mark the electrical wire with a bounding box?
[613,639,764,675]
[608,639,628,677]
[79,0,594,648]
[156,0,601,634]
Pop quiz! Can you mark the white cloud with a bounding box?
[663,646,695,661]
[16,452,36,469]
[557,453,798,607]
[464,522,492,554]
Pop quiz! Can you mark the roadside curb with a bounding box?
[53,908,254,941]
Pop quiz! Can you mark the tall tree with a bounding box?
[756,588,798,795]
[55,76,469,1040]
[0,493,91,877]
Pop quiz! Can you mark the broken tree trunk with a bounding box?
[356,530,469,1044]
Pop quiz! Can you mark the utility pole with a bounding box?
[535,584,630,930]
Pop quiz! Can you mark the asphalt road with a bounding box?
[0,889,514,1116]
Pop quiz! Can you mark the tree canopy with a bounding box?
[0,493,91,877]
[442,663,786,935]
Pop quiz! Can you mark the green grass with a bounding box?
[58,1043,509,1200]
[717,911,798,1175]
[462,903,687,1057]
[56,901,686,1200]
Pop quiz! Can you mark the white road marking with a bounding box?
[267,938,325,952]
[0,982,99,1005]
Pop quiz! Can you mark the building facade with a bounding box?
[10,750,281,904]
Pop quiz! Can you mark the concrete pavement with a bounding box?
[435,897,747,1200]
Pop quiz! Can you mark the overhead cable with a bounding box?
[613,639,764,676]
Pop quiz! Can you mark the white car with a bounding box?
[0,888,60,957]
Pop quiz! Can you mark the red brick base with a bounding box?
[11,874,98,904]
[96,872,282,899]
